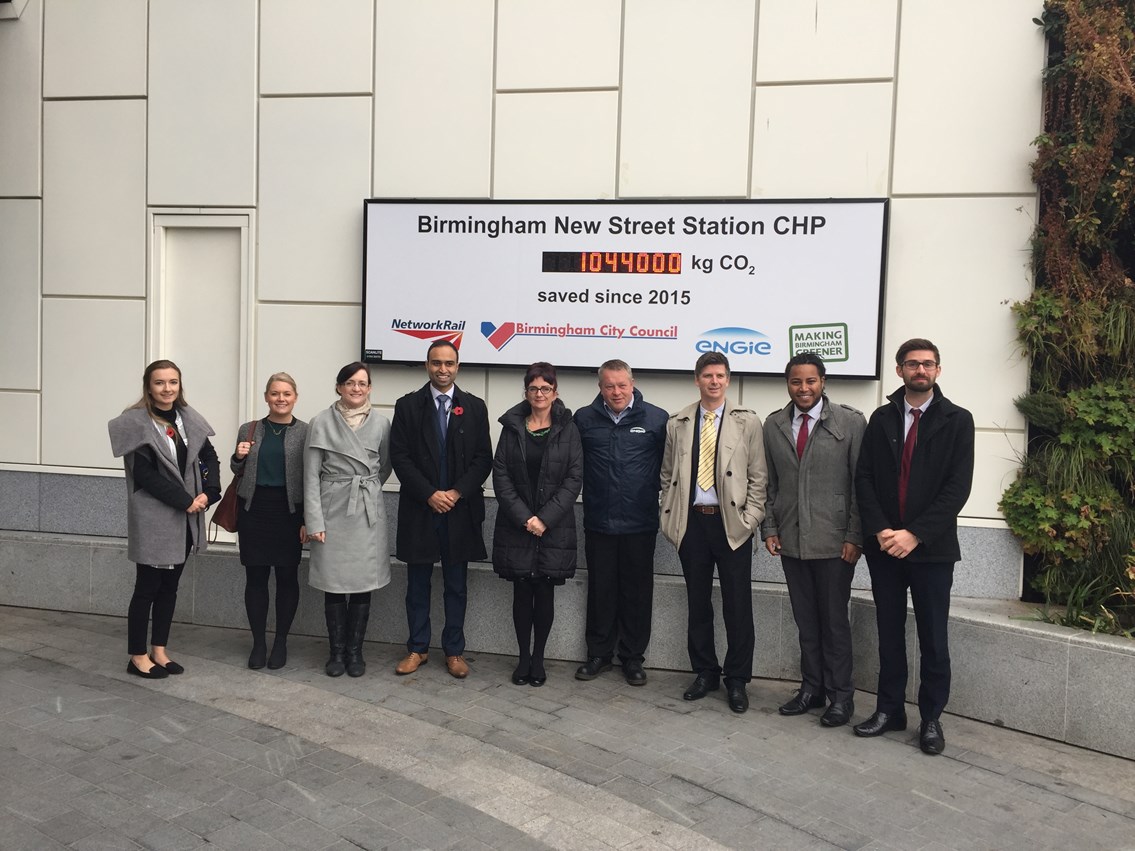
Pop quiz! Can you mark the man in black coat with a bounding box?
[572,360,667,686]
[390,341,493,679]
[853,338,974,755]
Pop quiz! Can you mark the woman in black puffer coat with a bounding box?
[492,362,583,687]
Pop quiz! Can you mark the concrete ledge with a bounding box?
[2,530,1127,759]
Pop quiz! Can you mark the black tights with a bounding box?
[244,565,300,647]
[512,579,556,677]
[324,591,372,607]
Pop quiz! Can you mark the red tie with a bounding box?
[796,413,810,460]
[898,408,921,521]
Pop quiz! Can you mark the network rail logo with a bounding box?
[694,327,773,357]
[391,319,465,350]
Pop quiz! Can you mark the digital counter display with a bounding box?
[542,251,682,274]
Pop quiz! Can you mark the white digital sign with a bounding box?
[363,199,887,378]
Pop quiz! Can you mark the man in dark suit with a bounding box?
[390,341,493,679]
[853,338,974,754]
[762,352,865,728]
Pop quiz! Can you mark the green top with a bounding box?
[256,419,291,487]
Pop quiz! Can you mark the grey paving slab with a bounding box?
[1,605,1135,851]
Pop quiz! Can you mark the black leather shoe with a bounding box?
[778,689,826,716]
[575,657,613,681]
[920,719,945,755]
[511,662,530,686]
[853,710,908,737]
[127,659,169,679]
[623,661,647,686]
[267,638,287,670]
[683,674,720,701]
[820,699,854,728]
[726,684,749,714]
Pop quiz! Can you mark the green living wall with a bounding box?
[1000,0,1135,633]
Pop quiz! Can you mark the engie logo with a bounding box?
[695,327,773,356]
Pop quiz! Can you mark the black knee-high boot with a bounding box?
[345,601,371,677]
[325,602,348,677]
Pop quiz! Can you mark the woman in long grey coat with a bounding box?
[108,359,221,680]
[304,362,392,677]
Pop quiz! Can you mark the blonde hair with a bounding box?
[264,372,298,394]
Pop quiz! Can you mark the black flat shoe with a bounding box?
[529,663,546,687]
[151,656,184,675]
[248,646,267,670]
[511,663,530,686]
[820,699,854,728]
[267,640,287,670]
[127,659,169,679]
[778,689,826,716]
[683,674,720,701]
[853,710,908,737]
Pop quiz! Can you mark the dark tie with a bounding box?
[436,396,449,452]
[796,413,810,460]
[898,408,921,521]
[436,396,449,488]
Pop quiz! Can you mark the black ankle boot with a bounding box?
[345,602,371,677]
[325,603,348,677]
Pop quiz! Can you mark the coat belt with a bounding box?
[323,472,380,525]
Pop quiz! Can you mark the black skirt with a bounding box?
[237,486,303,568]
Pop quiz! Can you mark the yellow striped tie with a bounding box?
[697,410,716,491]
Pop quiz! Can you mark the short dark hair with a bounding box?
[524,361,557,388]
[598,359,632,381]
[427,340,459,361]
[694,352,730,378]
[895,338,940,365]
[784,352,826,380]
[335,361,370,385]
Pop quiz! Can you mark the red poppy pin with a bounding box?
[452,406,464,416]
[166,427,176,438]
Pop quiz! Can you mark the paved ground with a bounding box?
[2,605,1135,850]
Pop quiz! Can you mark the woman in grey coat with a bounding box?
[108,360,221,680]
[231,372,308,671]
[304,362,392,677]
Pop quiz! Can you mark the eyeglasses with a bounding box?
[901,360,938,371]
[526,386,555,396]
[341,381,370,389]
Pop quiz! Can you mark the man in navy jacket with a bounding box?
[573,360,667,685]
[853,338,974,755]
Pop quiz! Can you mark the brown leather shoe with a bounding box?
[395,651,428,675]
[445,655,469,679]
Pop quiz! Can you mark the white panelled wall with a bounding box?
[0,0,1043,590]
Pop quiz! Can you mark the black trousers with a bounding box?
[127,563,186,655]
[678,509,754,685]
[583,530,656,664]
[866,551,954,720]
[782,555,854,702]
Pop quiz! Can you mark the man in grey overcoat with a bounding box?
[762,352,865,728]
